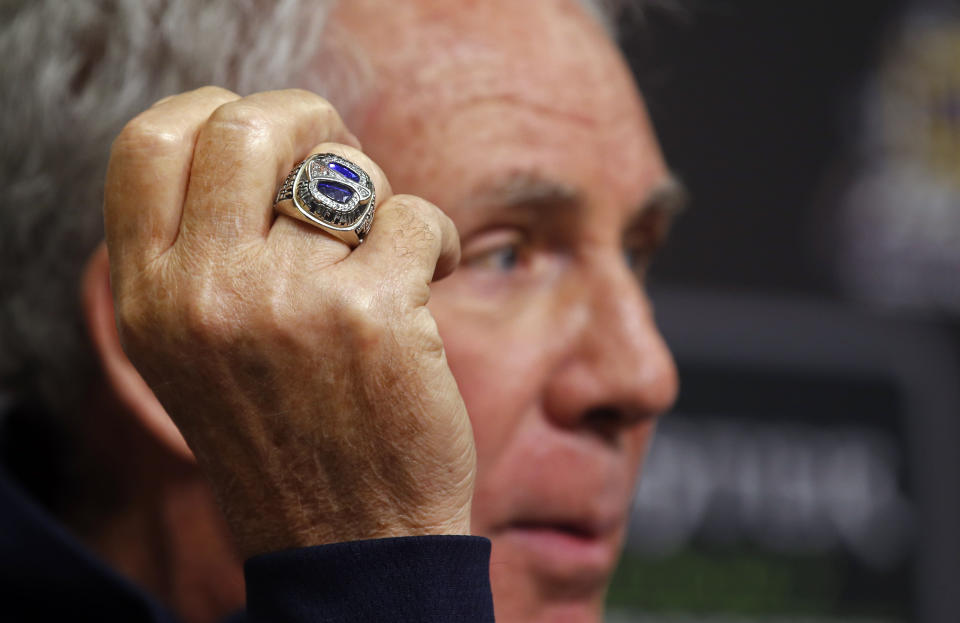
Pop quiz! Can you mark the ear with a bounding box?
[81,243,194,462]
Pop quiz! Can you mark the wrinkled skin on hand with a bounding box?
[104,86,475,558]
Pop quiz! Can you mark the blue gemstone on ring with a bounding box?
[316,180,354,204]
[328,161,360,182]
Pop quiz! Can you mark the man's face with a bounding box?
[337,0,680,620]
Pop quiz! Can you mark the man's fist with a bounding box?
[104,87,475,557]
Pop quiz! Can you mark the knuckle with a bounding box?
[205,101,275,154]
[390,195,442,253]
[278,88,343,130]
[114,288,169,359]
[393,194,438,221]
[178,283,233,345]
[112,114,187,159]
[208,99,272,132]
[409,307,445,358]
[328,287,389,350]
[287,88,336,114]
[439,210,458,241]
[253,285,302,343]
[192,85,238,100]
[113,294,149,345]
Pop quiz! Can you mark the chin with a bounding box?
[487,531,617,623]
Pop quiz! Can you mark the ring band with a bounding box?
[274,153,376,247]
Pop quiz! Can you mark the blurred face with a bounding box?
[336,0,680,620]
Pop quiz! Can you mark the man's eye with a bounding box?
[623,208,673,278]
[467,244,521,272]
[624,245,652,277]
[461,228,529,274]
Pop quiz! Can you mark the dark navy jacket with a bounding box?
[0,408,495,622]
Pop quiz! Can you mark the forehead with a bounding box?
[336,0,665,206]
[342,0,643,126]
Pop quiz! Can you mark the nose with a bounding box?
[542,256,678,435]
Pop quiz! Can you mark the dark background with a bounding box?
[608,2,960,622]
[626,0,901,296]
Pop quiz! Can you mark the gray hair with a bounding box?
[0,0,620,415]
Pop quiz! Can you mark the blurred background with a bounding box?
[607,1,960,622]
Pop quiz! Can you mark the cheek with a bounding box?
[427,275,577,498]
[429,287,543,470]
[625,419,658,483]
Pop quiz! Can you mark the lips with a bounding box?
[474,432,645,590]
[493,511,626,587]
[506,510,622,542]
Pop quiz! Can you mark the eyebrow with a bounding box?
[461,170,689,228]
[466,172,579,211]
[642,175,689,218]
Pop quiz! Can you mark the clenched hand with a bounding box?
[103,87,476,558]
